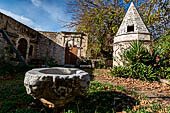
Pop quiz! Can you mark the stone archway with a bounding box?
[17,38,28,59]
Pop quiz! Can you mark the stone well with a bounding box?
[24,67,90,108]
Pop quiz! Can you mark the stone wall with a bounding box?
[0,12,39,62]
[0,12,88,66]
[113,40,151,66]
[0,12,65,65]
[40,31,88,58]
[39,32,64,46]
[114,33,151,43]
[61,32,88,58]
[0,32,7,58]
[38,35,65,65]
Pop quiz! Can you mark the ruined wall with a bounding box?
[38,35,65,65]
[81,35,88,57]
[0,12,88,66]
[62,32,88,58]
[0,12,65,65]
[40,31,88,58]
[39,32,64,46]
[0,12,39,62]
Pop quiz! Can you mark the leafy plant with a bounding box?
[121,41,154,66]
[111,63,159,81]
[0,61,16,76]
[96,60,105,69]
[67,0,170,59]
[154,35,170,67]
[79,57,91,65]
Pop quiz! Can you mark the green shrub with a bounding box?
[79,57,91,65]
[0,60,35,77]
[96,60,105,69]
[121,41,156,66]
[15,64,35,73]
[0,100,18,113]
[111,63,159,81]
[0,62,16,76]
[111,40,170,81]
[154,35,170,67]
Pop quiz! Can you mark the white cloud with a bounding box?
[31,0,41,7]
[0,8,34,26]
[30,0,71,26]
[0,8,44,31]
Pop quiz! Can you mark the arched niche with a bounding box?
[17,38,28,59]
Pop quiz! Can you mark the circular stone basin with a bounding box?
[24,67,90,108]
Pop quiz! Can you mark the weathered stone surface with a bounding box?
[0,12,88,66]
[24,67,90,108]
[40,31,88,58]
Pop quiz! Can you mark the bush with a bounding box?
[0,59,35,77]
[96,60,105,69]
[111,39,170,81]
[154,35,170,67]
[111,63,159,81]
[79,57,91,65]
[0,61,16,76]
[121,41,156,66]
[111,40,170,81]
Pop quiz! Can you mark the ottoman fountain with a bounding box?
[24,67,90,110]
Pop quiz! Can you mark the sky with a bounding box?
[0,0,73,32]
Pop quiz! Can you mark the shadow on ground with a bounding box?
[82,68,95,80]
[0,71,138,113]
[66,91,138,113]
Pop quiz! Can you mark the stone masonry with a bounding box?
[24,67,90,108]
[0,12,88,66]
[113,2,152,66]
[40,31,88,58]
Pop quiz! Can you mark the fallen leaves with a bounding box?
[92,69,170,111]
[133,105,140,111]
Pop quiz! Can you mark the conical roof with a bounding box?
[116,2,149,36]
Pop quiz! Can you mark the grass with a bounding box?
[0,75,38,113]
[66,81,138,113]
[0,72,170,113]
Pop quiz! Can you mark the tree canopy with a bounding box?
[66,0,170,59]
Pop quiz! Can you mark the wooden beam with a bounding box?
[0,29,27,66]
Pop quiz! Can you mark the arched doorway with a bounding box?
[65,41,78,64]
[17,38,28,59]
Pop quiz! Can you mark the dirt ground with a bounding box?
[86,69,170,108]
